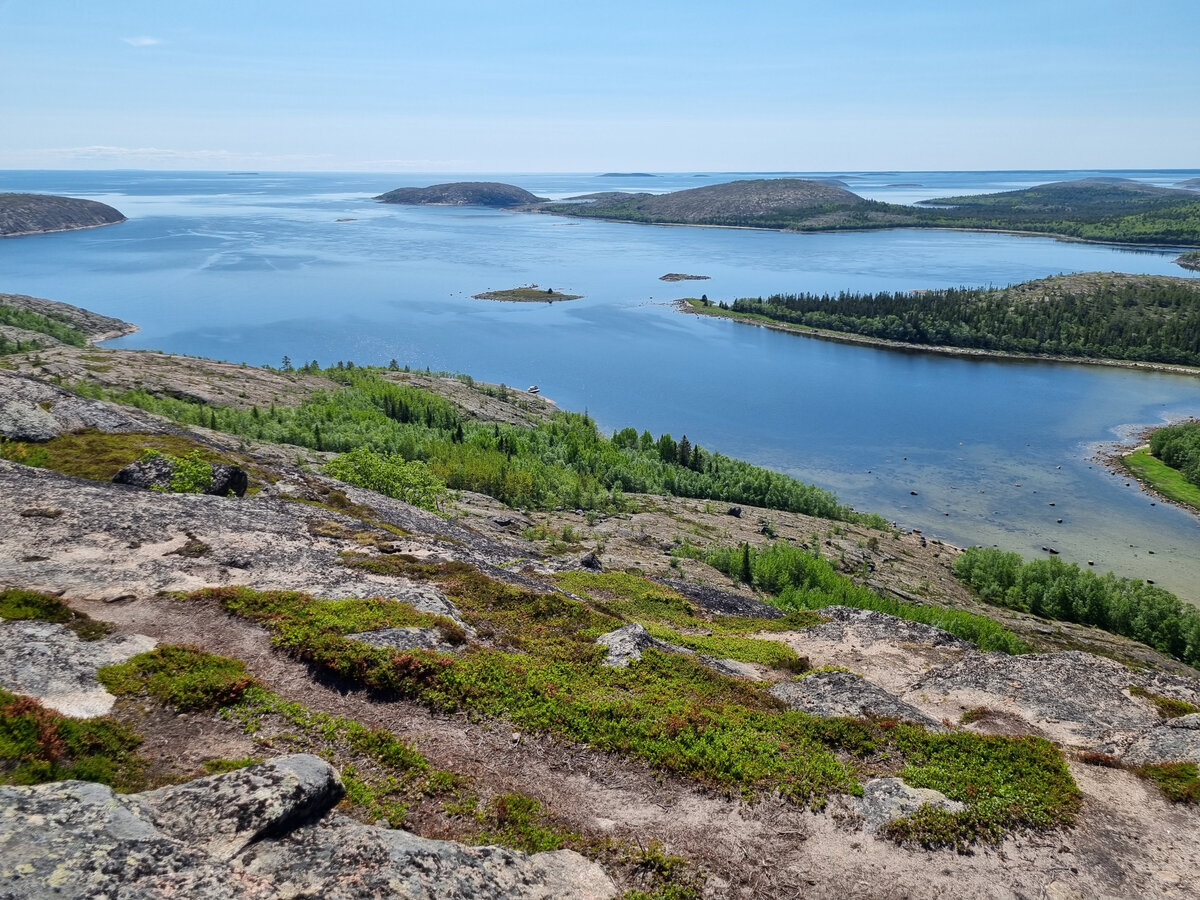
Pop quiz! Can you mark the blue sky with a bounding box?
[2,0,1196,171]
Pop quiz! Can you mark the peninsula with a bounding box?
[681,272,1200,369]
[0,193,126,237]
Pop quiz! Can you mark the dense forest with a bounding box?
[1149,421,1200,487]
[954,548,1200,668]
[712,274,1200,364]
[74,366,878,523]
[545,179,1200,246]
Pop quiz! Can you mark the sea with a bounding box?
[3,168,1200,601]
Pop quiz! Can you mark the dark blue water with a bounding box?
[3,169,1200,599]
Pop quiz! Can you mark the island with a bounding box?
[0,193,126,237]
[375,181,545,208]
[659,273,710,282]
[599,172,655,177]
[472,285,582,302]
[680,272,1200,369]
[539,177,1200,246]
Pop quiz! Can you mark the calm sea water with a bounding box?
[4,169,1200,600]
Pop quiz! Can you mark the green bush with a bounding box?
[324,447,446,512]
[99,645,261,711]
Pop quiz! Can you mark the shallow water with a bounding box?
[3,169,1199,599]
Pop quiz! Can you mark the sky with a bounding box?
[2,0,1197,172]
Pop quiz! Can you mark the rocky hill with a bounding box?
[0,193,126,237]
[2,327,1199,899]
[375,182,546,208]
[554,178,869,224]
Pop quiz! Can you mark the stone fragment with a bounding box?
[854,777,965,830]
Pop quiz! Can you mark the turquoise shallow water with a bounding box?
[3,169,1200,599]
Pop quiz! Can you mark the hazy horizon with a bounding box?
[3,1,1196,173]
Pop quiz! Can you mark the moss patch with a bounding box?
[0,688,147,791]
[0,588,112,640]
[1129,685,1200,719]
[99,645,261,711]
[1135,762,1199,804]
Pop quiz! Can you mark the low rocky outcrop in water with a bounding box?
[0,755,616,899]
[0,193,126,237]
[375,182,546,208]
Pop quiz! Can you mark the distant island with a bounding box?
[1175,178,1200,189]
[682,272,1200,369]
[659,273,710,282]
[372,177,1200,247]
[472,285,582,302]
[539,177,1200,247]
[599,172,655,177]
[0,193,126,237]
[375,182,546,209]
[1177,250,1200,271]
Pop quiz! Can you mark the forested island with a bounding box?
[0,193,126,237]
[1178,249,1200,271]
[685,273,1200,366]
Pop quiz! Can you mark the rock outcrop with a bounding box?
[769,670,941,727]
[0,193,126,237]
[0,371,163,441]
[0,619,156,717]
[113,454,250,498]
[0,755,616,899]
[854,777,965,831]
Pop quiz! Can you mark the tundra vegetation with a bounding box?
[72,365,882,523]
[0,301,89,354]
[689,273,1200,366]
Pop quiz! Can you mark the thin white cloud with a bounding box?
[121,36,161,47]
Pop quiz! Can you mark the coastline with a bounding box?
[1093,423,1200,518]
[0,217,128,239]
[530,206,1200,253]
[675,299,1200,378]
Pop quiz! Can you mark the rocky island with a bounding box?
[472,285,583,302]
[0,193,126,237]
[376,182,546,209]
[1,297,1198,900]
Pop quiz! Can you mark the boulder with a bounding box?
[595,623,758,679]
[769,670,941,727]
[854,777,965,830]
[113,456,249,497]
[0,755,618,900]
[579,550,603,571]
[0,398,61,441]
[348,626,458,654]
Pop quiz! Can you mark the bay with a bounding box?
[3,169,1199,600]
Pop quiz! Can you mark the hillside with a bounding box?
[376,182,546,208]
[0,193,126,237]
[0,292,136,355]
[688,272,1200,366]
[2,329,1199,899]
[541,177,1200,245]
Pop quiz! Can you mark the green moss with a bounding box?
[448,792,574,853]
[883,729,1081,848]
[0,688,146,791]
[1135,762,1199,804]
[98,645,261,711]
[1129,685,1200,719]
[202,756,263,774]
[0,588,112,640]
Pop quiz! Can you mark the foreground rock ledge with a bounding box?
[0,754,617,900]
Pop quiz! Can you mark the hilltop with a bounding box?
[2,299,1198,899]
[376,182,546,208]
[0,193,126,237]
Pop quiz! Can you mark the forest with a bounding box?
[73,365,879,523]
[953,547,1200,667]
[713,274,1200,364]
